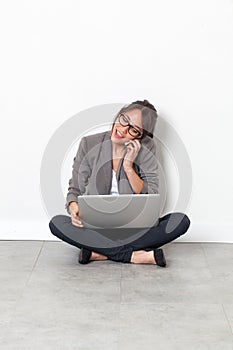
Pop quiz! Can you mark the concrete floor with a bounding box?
[0,241,233,350]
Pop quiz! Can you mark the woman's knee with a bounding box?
[48,214,69,237]
[174,212,191,235]
[49,214,70,227]
[49,216,59,237]
[182,213,191,231]
[162,212,191,236]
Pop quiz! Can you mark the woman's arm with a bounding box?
[123,167,144,194]
[123,139,159,194]
[68,201,84,227]
[65,137,92,213]
[136,143,159,194]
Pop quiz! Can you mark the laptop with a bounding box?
[78,194,161,229]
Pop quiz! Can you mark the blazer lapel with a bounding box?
[95,131,113,194]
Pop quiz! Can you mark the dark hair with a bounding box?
[131,99,157,113]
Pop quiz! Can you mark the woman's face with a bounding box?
[111,109,143,145]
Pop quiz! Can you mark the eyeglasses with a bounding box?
[117,113,153,139]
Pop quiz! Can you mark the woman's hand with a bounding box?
[123,139,141,171]
[69,201,84,227]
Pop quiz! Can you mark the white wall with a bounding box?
[0,0,233,242]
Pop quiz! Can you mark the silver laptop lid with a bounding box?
[78,194,161,229]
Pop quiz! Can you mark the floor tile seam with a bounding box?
[118,301,226,307]
[31,241,45,271]
[2,276,38,328]
[39,302,122,310]
[14,299,121,307]
[200,242,213,277]
[30,265,122,272]
[222,304,233,335]
[26,269,122,281]
[10,241,46,308]
[27,241,45,274]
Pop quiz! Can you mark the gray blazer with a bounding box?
[65,130,159,213]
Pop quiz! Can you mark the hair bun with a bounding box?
[132,99,157,112]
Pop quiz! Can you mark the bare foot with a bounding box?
[90,251,108,261]
[130,250,156,264]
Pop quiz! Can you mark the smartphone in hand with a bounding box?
[124,140,141,147]
[124,141,133,146]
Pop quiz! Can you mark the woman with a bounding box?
[49,100,191,266]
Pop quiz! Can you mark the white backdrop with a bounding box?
[0,0,232,242]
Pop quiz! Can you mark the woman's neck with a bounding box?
[112,142,125,158]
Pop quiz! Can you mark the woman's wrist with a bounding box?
[69,201,78,205]
[68,201,78,213]
[123,164,134,174]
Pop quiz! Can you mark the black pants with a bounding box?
[49,212,191,263]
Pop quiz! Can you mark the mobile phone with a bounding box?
[124,140,141,146]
